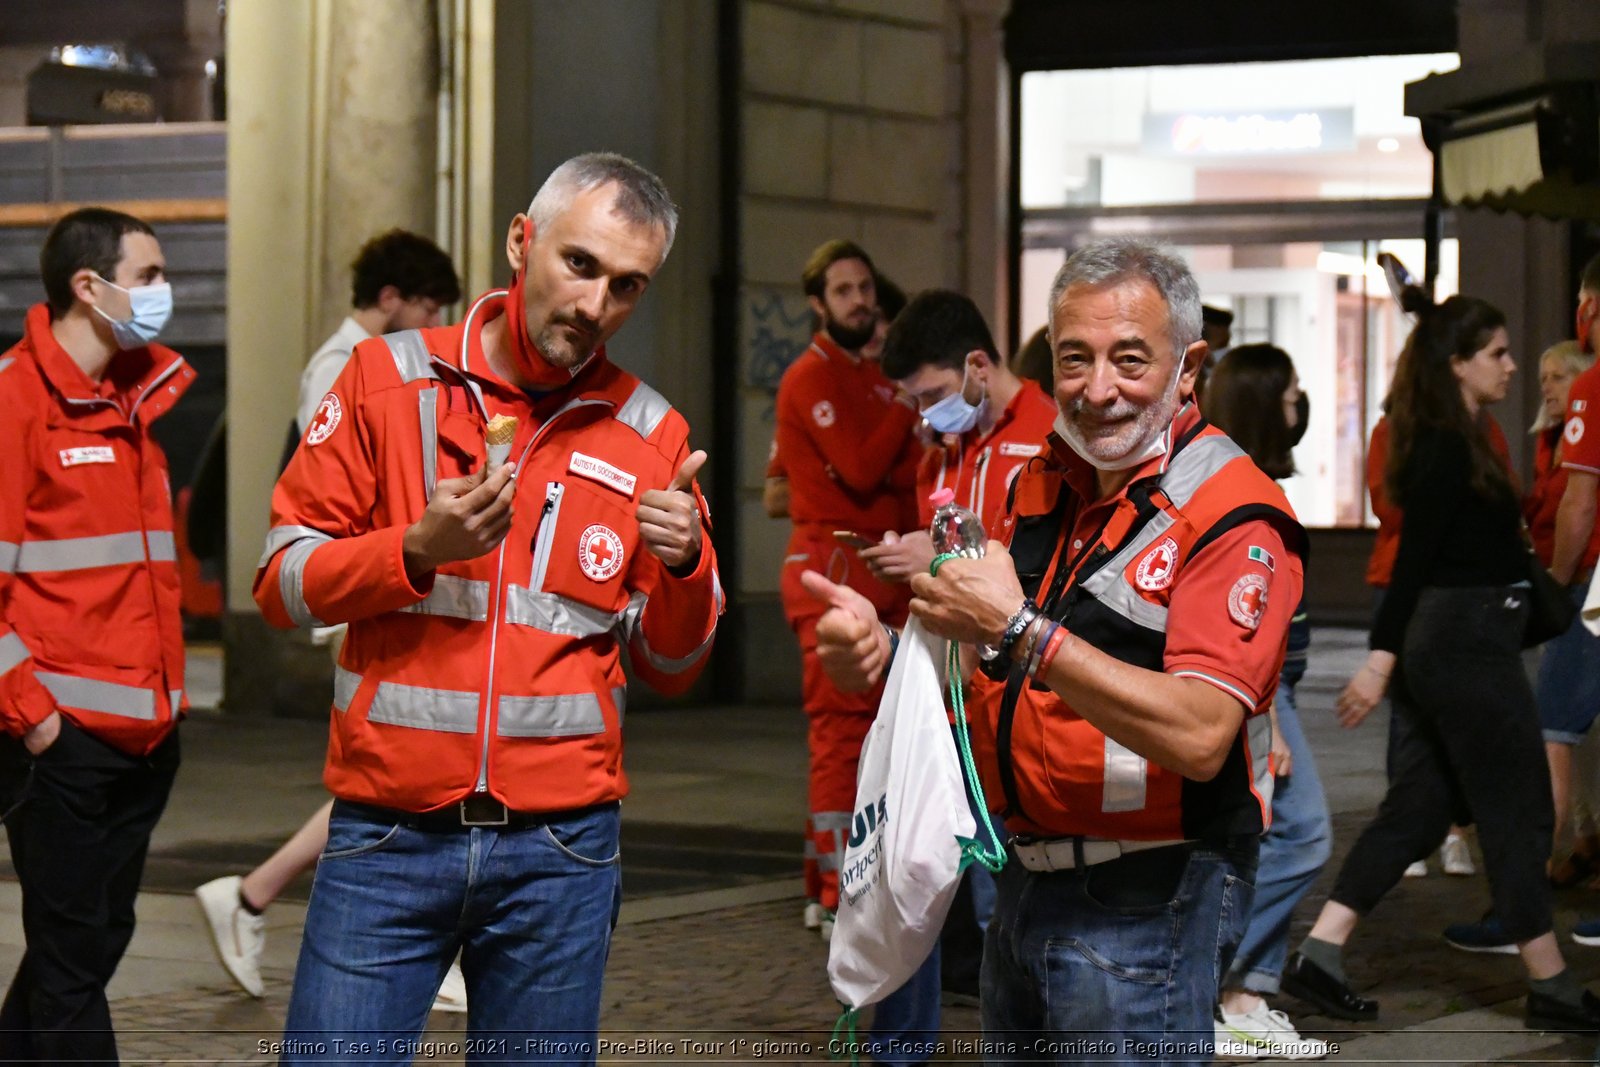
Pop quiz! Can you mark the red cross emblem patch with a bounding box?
[578,524,625,582]
[1228,573,1269,631]
[1134,537,1179,592]
[306,393,342,446]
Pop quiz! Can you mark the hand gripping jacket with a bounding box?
[968,419,1306,842]
[255,304,723,814]
[0,304,194,755]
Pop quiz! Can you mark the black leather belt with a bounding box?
[337,797,617,833]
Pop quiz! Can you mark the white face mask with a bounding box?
[1052,361,1184,472]
[922,363,986,435]
[91,274,173,350]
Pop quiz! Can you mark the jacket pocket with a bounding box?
[529,481,637,614]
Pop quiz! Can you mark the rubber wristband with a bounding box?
[1033,626,1068,680]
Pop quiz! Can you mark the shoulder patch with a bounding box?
[812,400,836,428]
[1228,573,1269,631]
[306,393,343,446]
[1567,416,1586,447]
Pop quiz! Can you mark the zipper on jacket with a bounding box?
[527,482,565,591]
[473,399,608,795]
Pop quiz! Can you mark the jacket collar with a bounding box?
[22,303,194,425]
[438,290,624,412]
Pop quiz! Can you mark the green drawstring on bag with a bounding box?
[829,1005,860,1063]
[928,552,1007,875]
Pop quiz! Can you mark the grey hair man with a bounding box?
[803,237,1306,1062]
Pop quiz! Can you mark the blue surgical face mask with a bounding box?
[91,274,173,350]
[923,364,985,435]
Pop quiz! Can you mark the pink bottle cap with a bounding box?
[928,488,955,507]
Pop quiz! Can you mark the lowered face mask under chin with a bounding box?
[1053,371,1183,472]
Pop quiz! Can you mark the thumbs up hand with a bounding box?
[800,570,890,693]
[637,450,708,572]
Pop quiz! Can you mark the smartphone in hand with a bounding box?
[832,530,876,550]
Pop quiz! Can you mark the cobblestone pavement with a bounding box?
[16,634,1600,1063]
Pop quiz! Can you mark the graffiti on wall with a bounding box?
[743,290,813,413]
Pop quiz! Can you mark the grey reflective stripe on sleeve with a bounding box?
[630,621,714,675]
[503,585,621,638]
[1101,737,1148,813]
[0,633,29,675]
[613,382,672,439]
[34,672,156,720]
[145,530,177,562]
[712,569,725,613]
[367,681,479,733]
[278,538,327,629]
[0,356,13,375]
[612,685,626,728]
[0,542,16,574]
[400,574,490,622]
[418,387,439,498]
[169,689,183,712]
[495,692,605,737]
[333,666,361,712]
[1247,712,1276,812]
[258,525,334,568]
[382,329,440,384]
[16,532,150,572]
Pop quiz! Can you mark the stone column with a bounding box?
[957,0,1010,346]
[225,0,441,717]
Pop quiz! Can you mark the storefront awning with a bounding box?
[1435,93,1600,219]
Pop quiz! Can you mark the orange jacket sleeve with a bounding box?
[777,359,918,496]
[620,426,723,695]
[0,398,59,736]
[253,351,432,629]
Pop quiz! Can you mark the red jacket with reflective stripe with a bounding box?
[254,292,722,814]
[0,304,194,755]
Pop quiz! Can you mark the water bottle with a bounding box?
[927,489,999,659]
[928,487,986,559]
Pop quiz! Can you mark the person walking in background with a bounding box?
[773,240,921,942]
[1203,344,1332,1059]
[1363,409,1508,880]
[258,153,721,1060]
[0,207,194,1062]
[194,230,464,1008]
[1284,292,1600,1031]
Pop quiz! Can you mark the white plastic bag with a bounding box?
[827,617,976,1010]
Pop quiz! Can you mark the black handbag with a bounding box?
[1522,548,1577,648]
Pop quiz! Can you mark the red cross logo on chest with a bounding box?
[578,524,625,582]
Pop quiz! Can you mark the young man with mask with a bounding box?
[863,289,1058,582]
[257,153,721,1057]
[774,240,921,944]
[803,238,1305,1061]
[0,207,193,1061]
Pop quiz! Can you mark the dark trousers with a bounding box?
[1332,585,1554,942]
[0,719,179,1065]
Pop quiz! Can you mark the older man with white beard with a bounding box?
[803,238,1306,1064]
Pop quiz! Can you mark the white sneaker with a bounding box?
[803,900,826,930]
[819,913,835,943]
[194,875,266,998]
[1441,834,1476,876]
[431,961,468,1013]
[1403,860,1429,878]
[1216,1003,1329,1060]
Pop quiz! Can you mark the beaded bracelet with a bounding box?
[994,599,1041,663]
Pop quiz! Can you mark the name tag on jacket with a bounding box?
[59,446,116,467]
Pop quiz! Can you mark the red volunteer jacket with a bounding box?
[255,292,722,814]
[0,303,193,755]
[914,381,1059,531]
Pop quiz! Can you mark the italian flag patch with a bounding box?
[1248,545,1275,571]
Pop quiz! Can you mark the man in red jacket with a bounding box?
[256,154,720,1058]
[774,240,920,936]
[0,207,193,1062]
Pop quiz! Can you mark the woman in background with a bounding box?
[1204,345,1332,1060]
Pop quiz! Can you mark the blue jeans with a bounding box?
[1226,680,1331,995]
[282,801,622,1065]
[1536,585,1600,744]
[868,946,942,1066]
[980,840,1256,1065]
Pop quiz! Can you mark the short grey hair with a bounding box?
[1047,238,1203,355]
[527,152,679,263]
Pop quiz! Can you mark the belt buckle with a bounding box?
[460,795,509,827]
